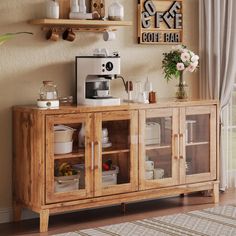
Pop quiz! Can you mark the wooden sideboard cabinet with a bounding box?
[13,100,219,233]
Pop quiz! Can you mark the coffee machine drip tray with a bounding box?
[85,98,120,106]
[92,96,113,99]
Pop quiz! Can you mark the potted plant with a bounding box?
[0,32,33,45]
[162,45,199,100]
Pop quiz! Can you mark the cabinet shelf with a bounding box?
[54,150,85,160]
[29,19,132,32]
[145,144,171,151]
[186,141,209,147]
[102,147,130,155]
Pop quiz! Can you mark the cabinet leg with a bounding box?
[13,201,22,222]
[40,209,49,233]
[121,203,126,214]
[213,183,220,204]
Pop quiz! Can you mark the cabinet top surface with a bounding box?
[13,99,218,114]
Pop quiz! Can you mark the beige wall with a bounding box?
[0,0,199,209]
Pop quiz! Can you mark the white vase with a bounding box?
[46,0,59,19]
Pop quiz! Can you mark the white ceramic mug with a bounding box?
[145,161,154,171]
[103,31,116,41]
[102,128,108,137]
[97,90,109,97]
[145,170,154,180]
[153,168,164,179]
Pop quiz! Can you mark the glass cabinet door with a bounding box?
[139,108,179,190]
[45,113,93,204]
[181,106,217,184]
[94,111,138,197]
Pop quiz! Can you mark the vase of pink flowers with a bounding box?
[162,45,199,100]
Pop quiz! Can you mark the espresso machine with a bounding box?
[76,51,121,106]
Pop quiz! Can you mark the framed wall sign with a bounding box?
[138,0,183,44]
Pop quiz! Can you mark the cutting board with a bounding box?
[57,0,70,19]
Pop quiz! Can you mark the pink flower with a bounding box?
[192,60,199,67]
[187,63,197,72]
[191,55,199,63]
[181,52,190,62]
[177,63,185,71]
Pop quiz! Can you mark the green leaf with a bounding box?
[0,32,33,45]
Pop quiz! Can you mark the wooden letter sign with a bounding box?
[138,0,183,44]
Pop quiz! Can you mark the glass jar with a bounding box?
[108,1,124,21]
[39,81,58,100]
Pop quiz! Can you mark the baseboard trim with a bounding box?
[0,207,38,224]
[0,208,12,223]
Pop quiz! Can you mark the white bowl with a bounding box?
[97,90,109,97]
[54,141,73,154]
[54,125,75,143]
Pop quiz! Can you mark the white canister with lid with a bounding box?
[108,1,124,21]
[46,0,60,19]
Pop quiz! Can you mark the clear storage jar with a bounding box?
[108,1,124,21]
[39,81,58,100]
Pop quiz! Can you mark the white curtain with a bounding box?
[199,0,236,190]
[221,90,236,188]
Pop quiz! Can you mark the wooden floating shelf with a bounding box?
[29,19,132,27]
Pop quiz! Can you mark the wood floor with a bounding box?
[1,189,236,236]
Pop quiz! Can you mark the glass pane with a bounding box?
[186,115,210,143]
[186,145,210,175]
[102,153,130,186]
[145,117,172,180]
[53,122,86,193]
[102,120,130,186]
[185,114,210,175]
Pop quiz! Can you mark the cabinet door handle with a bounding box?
[91,142,94,171]
[97,141,101,169]
[95,141,101,169]
[179,133,184,159]
[174,134,179,160]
